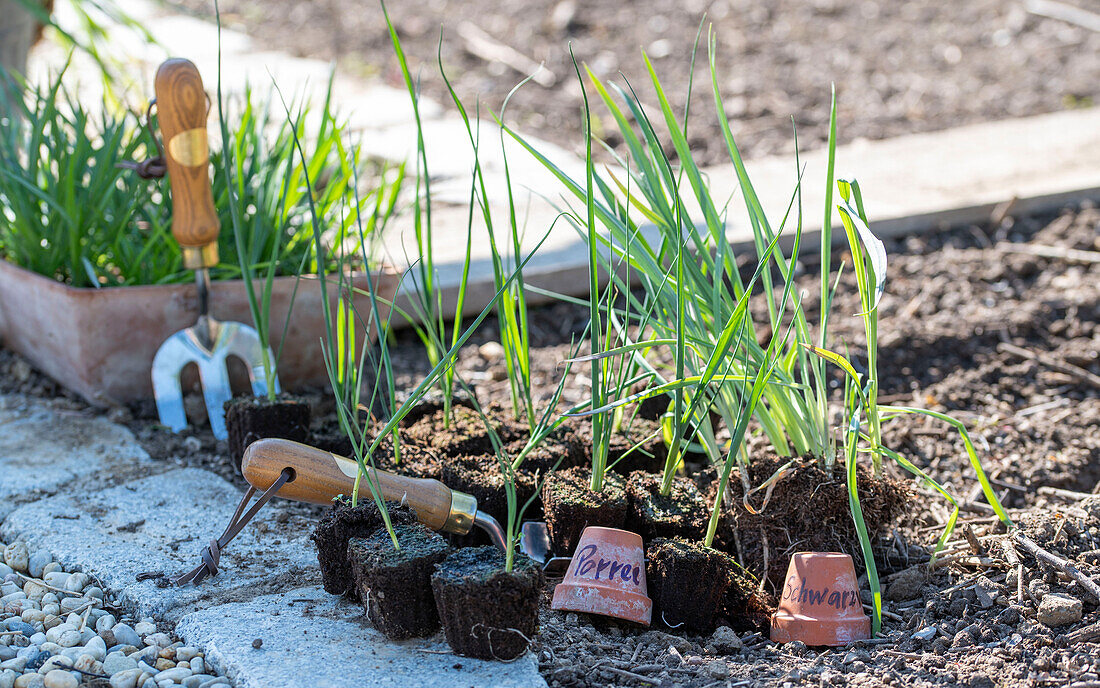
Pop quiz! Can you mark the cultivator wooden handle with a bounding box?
[240,438,478,536]
[154,58,220,270]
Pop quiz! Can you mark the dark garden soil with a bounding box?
[1,201,1098,685]
[166,0,1100,167]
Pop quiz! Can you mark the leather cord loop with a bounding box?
[174,467,294,586]
[116,99,167,179]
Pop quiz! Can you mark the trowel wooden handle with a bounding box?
[154,58,220,269]
[240,438,477,535]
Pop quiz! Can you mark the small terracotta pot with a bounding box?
[770,552,871,646]
[551,526,652,625]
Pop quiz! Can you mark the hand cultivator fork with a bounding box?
[148,58,276,440]
[175,438,571,585]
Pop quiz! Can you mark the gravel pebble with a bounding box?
[1038,593,1083,627]
[111,624,141,648]
[26,553,51,580]
[109,668,142,688]
[144,633,171,649]
[133,623,156,637]
[103,654,139,675]
[13,674,44,688]
[41,671,76,688]
[3,544,28,574]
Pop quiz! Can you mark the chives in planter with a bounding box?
[431,546,543,660]
[348,523,451,639]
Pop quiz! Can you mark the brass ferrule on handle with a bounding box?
[181,244,219,272]
[442,490,478,536]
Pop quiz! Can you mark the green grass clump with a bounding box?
[0,66,397,289]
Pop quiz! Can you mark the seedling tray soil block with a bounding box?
[626,472,709,541]
[722,454,911,588]
[645,538,734,633]
[542,466,629,555]
[440,454,540,539]
[348,523,451,639]
[224,394,311,471]
[431,546,543,661]
[0,261,399,405]
[311,499,416,595]
[505,422,587,474]
[403,405,516,457]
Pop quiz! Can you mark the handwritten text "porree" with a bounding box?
[572,544,642,586]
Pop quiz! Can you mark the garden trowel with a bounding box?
[150,58,276,440]
[240,438,571,572]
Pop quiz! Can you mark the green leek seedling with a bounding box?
[381,3,477,429]
[508,29,1012,635]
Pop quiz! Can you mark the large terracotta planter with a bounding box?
[0,259,399,406]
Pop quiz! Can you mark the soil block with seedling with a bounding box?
[440,455,540,545]
[505,422,586,475]
[542,465,629,555]
[311,498,416,595]
[724,455,912,588]
[348,523,451,639]
[626,471,709,541]
[646,538,740,633]
[404,405,509,458]
[224,394,311,471]
[431,546,543,661]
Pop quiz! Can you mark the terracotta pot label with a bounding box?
[771,552,871,646]
[551,526,653,625]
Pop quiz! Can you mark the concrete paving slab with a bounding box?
[176,585,547,688]
[0,396,151,521]
[0,468,319,621]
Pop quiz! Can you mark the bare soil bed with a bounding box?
[1,201,1098,686]
[165,0,1100,165]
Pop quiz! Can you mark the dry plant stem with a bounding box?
[963,525,985,556]
[1068,622,1100,644]
[1000,241,1100,265]
[1039,486,1100,500]
[1025,0,1100,32]
[1013,530,1100,601]
[456,21,555,86]
[997,342,1100,389]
